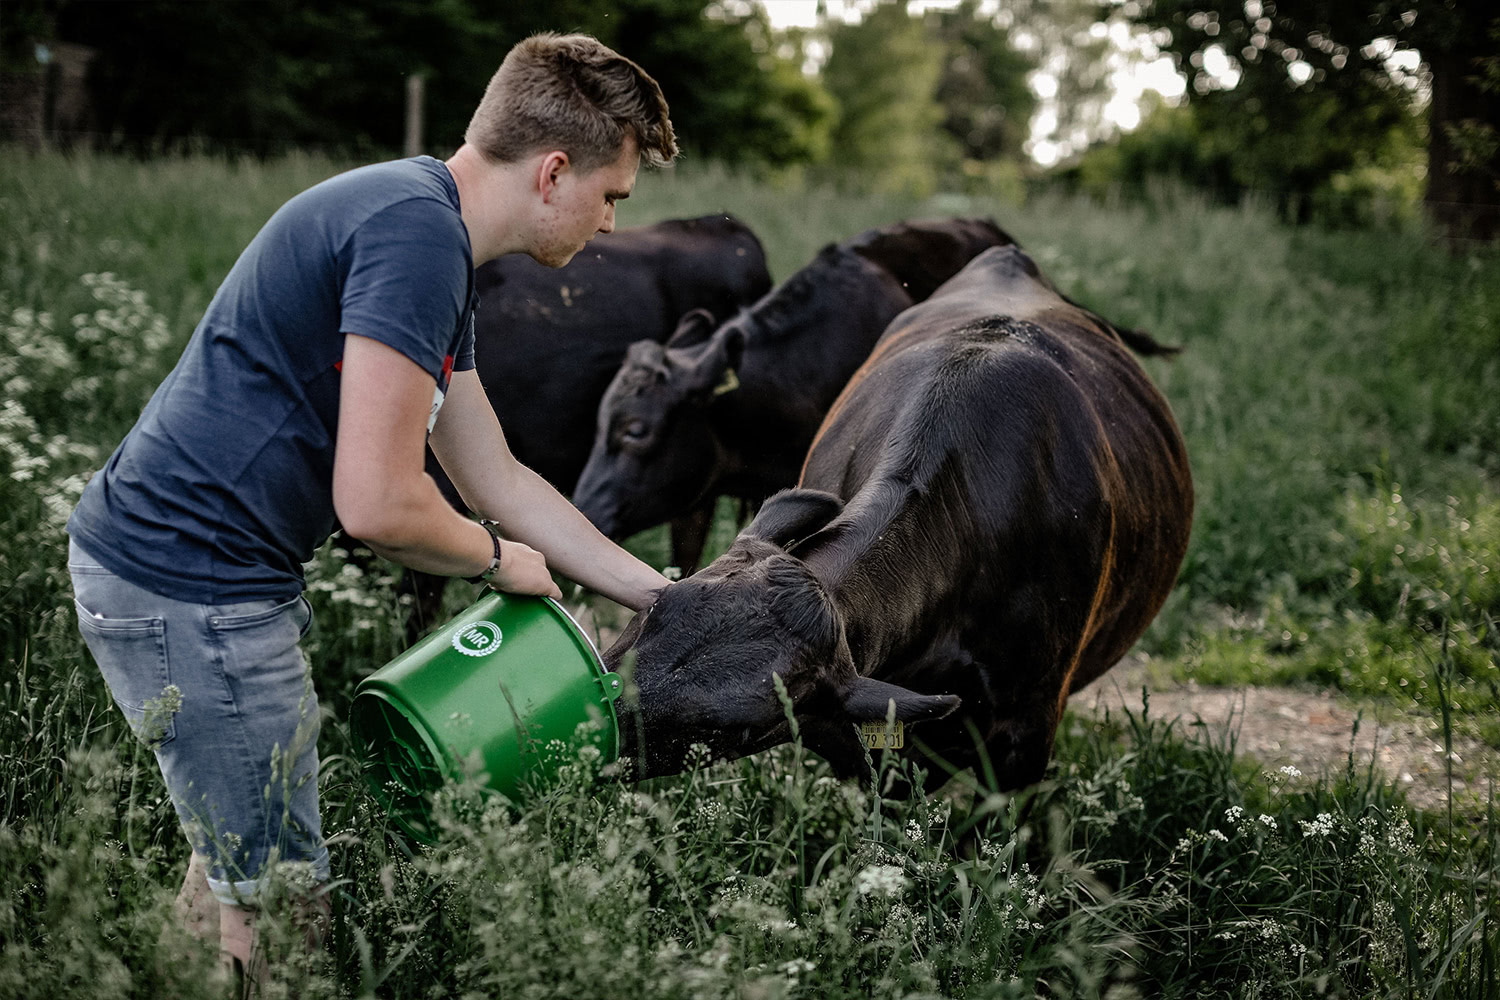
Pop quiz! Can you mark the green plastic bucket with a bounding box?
[350,591,623,842]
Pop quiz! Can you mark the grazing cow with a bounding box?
[396,215,771,632]
[573,217,1013,571]
[604,245,1193,791]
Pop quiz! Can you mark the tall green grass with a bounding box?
[1,147,1496,997]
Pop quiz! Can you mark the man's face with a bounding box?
[532,137,639,268]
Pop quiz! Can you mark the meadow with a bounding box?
[0,148,1496,998]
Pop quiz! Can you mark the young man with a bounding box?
[65,33,677,984]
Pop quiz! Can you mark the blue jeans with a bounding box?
[68,539,330,905]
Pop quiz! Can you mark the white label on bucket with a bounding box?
[452,621,503,657]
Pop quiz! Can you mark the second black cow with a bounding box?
[573,217,1012,571]
[463,213,770,492]
[604,245,1194,792]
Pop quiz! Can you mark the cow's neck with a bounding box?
[800,477,960,676]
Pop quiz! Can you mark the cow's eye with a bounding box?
[619,420,648,444]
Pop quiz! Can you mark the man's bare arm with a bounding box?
[428,367,670,612]
[331,334,560,598]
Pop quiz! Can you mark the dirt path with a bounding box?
[1070,656,1498,814]
[572,600,1496,814]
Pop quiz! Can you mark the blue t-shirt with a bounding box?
[68,156,478,603]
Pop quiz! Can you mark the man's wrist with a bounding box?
[465,519,503,584]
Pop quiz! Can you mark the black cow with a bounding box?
[573,218,1012,572]
[465,213,770,493]
[398,215,771,632]
[604,245,1194,791]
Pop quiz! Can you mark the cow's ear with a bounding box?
[840,676,961,723]
[665,308,718,349]
[743,489,844,548]
[678,324,747,398]
[718,324,746,373]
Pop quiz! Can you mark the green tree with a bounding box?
[930,0,1038,163]
[993,0,1121,161]
[36,0,833,170]
[820,1,955,196]
[607,0,834,169]
[51,0,521,155]
[1127,1,1500,238]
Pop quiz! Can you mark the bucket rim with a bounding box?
[538,594,623,745]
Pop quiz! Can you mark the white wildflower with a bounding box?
[854,864,910,898]
[780,958,814,979]
[1299,812,1335,838]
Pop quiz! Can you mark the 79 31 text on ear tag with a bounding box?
[860,720,904,750]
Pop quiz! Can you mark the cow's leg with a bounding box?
[983,711,1058,792]
[667,498,717,574]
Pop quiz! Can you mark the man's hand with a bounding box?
[488,538,562,600]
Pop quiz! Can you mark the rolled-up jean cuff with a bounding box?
[207,853,331,907]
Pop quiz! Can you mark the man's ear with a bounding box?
[538,150,571,202]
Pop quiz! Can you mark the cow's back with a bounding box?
[798,247,1191,777]
[845,217,1015,301]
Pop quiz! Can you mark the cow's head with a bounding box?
[573,307,745,539]
[606,488,961,779]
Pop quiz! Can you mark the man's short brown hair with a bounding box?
[465,33,677,171]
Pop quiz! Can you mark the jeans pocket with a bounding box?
[207,594,310,692]
[208,594,306,632]
[74,598,178,747]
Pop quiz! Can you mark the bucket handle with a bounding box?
[597,672,625,703]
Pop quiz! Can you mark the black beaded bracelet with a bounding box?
[465,519,503,584]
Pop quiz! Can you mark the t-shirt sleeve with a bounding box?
[453,292,478,373]
[338,199,470,381]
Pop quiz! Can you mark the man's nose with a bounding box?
[599,204,616,234]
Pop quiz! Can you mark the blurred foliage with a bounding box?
[999,0,1120,158]
[2,0,836,170]
[2,0,1046,193]
[1123,1,1500,235]
[821,2,954,197]
[817,0,1037,197]
[931,0,1038,198]
[1439,15,1500,199]
[602,0,836,171]
[1060,95,1426,227]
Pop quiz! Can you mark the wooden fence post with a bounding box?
[404,73,425,158]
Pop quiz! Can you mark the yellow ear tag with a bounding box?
[860,720,904,750]
[712,367,740,396]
